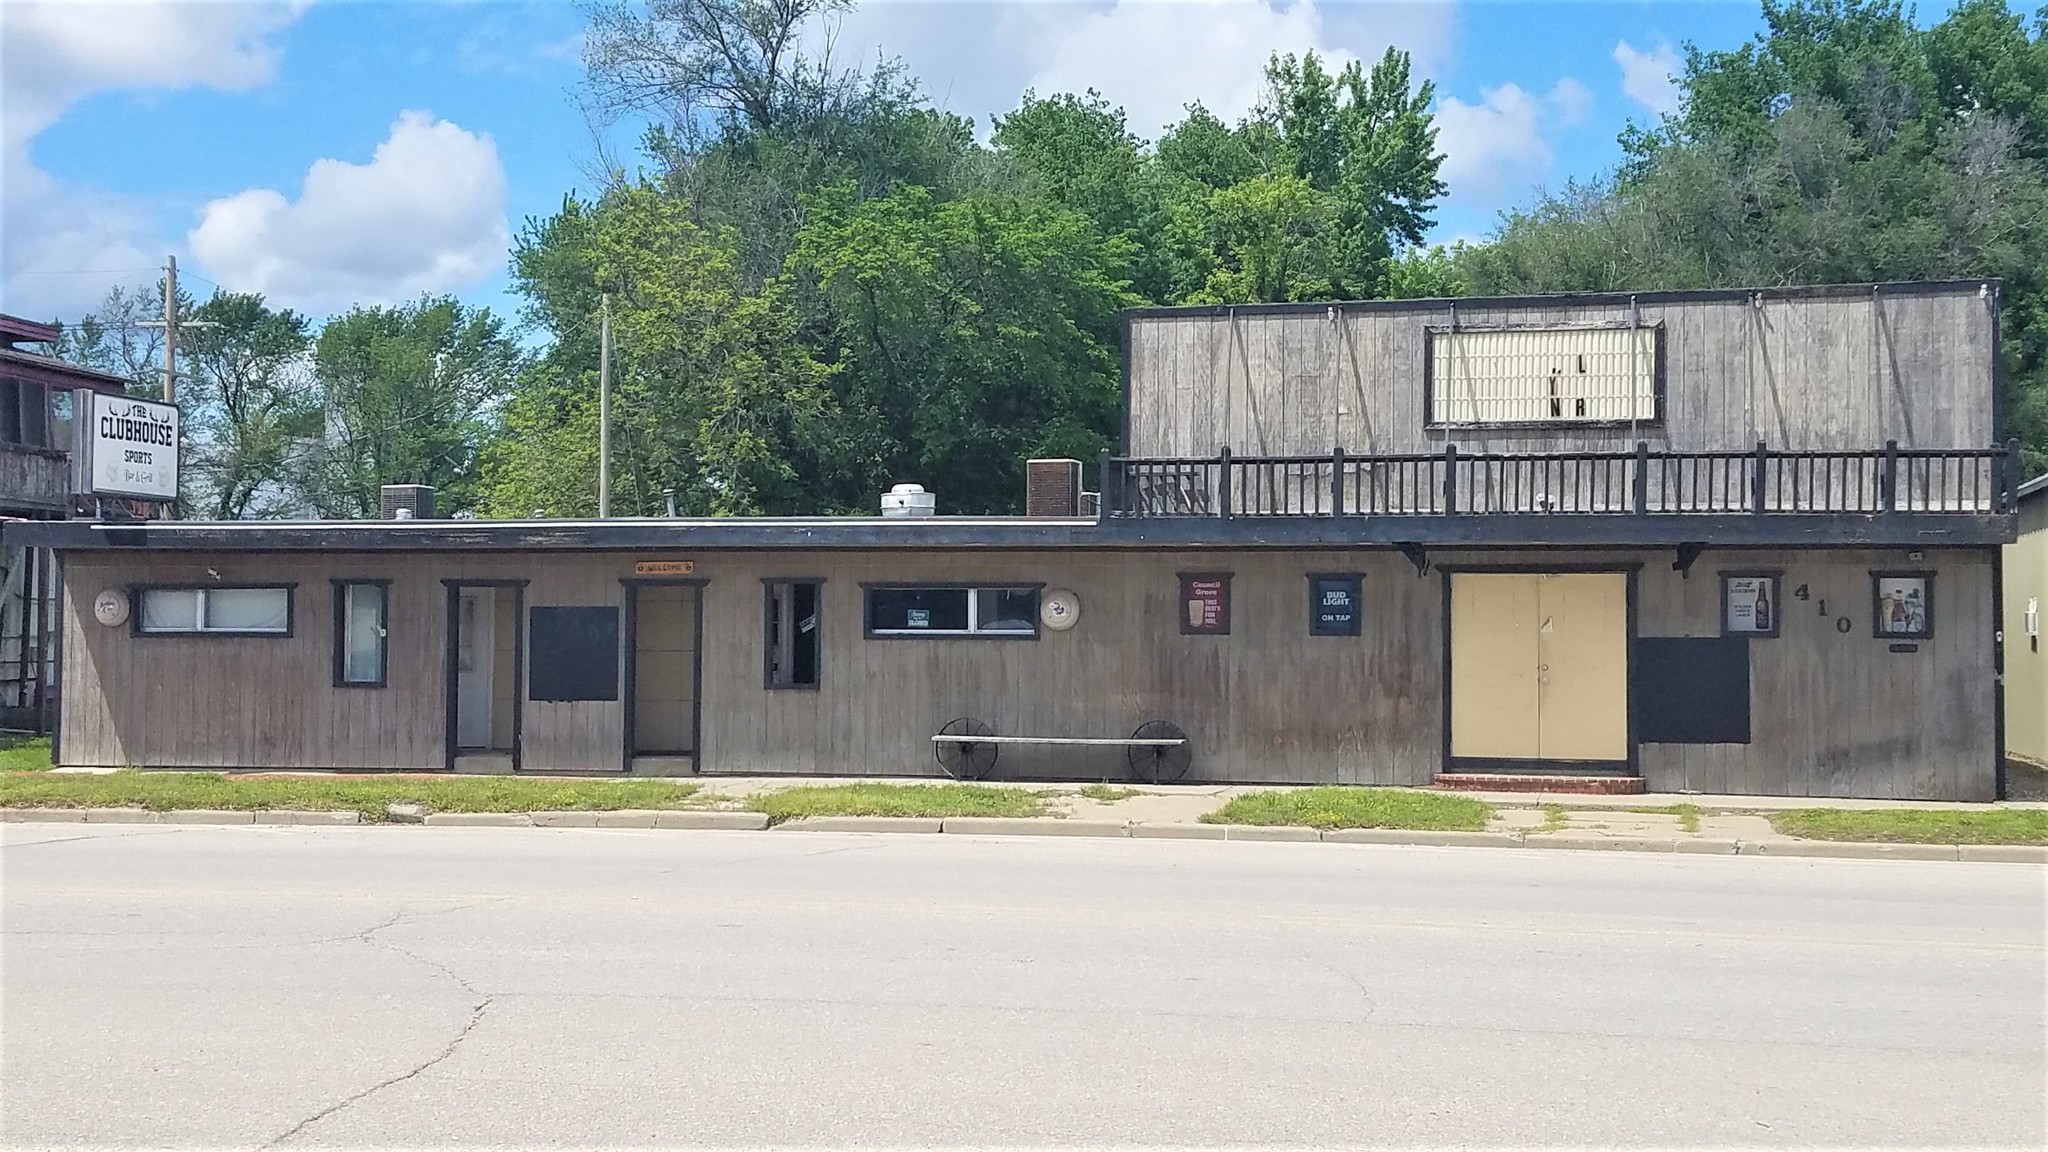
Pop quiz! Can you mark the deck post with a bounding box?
[1097,450,1114,519]
[1752,440,1768,514]
[1443,443,1459,515]
[1331,445,1345,517]
[1217,446,1232,520]
[1634,441,1650,514]
[1882,439,1899,513]
[2004,438,2025,512]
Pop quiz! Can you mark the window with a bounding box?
[865,585,1040,638]
[334,582,389,686]
[1428,325,1660,426]
[136,586,292,635]
[764,580,822,687]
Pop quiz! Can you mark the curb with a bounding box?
[160,810,255,825]
[778,816,944,833]
[1321,828,1518,847]
[1,808,2041,863]
[654,811,768,830]
[255,810,361,825]
[941,817,1130,837]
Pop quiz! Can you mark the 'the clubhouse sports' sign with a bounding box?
[84,393,179,501]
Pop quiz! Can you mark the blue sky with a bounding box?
[1,0,1768,324]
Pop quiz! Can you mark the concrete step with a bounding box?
[1435,773,1647,795]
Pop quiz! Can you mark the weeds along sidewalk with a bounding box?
[3,773,2043,860]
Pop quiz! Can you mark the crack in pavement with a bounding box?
[259,905,497,1148]
[0,827,189,850]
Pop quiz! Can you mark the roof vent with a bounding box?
[380,484,435,521]
[881,483,935,518]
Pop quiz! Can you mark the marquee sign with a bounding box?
[78,392,179,501]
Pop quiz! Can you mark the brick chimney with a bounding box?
[1024,458,1082,517]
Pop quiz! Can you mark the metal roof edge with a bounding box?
[1122,279,1999,323]
[2018,473,2048,500]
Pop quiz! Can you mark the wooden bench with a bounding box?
[930,717,1190,784]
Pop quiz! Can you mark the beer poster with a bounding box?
[1723,574,1779,637]
[1179,573,1231,635]
[1872,573,1933,639]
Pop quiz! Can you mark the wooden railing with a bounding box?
[1099,441,2025,519]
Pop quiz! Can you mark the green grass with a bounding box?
[748,783,1050,825]
[1075,784,1143,802]
[1537,803,1570,833]
[1202,787,1493,831]
[0,735,52,772]
[0,770,701,818]
[1768,808,2048,846]
[1626,803,1704,833]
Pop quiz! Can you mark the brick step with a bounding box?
[1434,773,1647,795]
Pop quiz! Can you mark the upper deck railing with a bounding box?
[1100,441,2025,520]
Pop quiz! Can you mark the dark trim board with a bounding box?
[441,579,528,772]
[619,577,709,773]
[1438,564,1641,778]
[9,509,2016,554]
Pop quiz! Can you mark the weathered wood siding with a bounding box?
[1126,285,1999,456]
[55,545,1997,800]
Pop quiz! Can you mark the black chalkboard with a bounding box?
[528,606,619,702]
[1634,636,1750,744]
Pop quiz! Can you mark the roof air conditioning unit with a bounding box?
[1025,458,1082,517]
[380,484,435,521]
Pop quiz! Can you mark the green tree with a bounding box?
[178,292,318,519]
[306,298,520,518]
[482,184,833,518]
[789,184,1137,513]
[1464,0,2048,470]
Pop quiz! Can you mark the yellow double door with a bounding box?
[1450,572,1630,763]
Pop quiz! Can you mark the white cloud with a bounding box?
[189,111,510,312]
[0,1,305,316]
[1434,78,1592,208]
[822,1,1455,141]
[1614,38,1682,116]
[1024,0,1452,139]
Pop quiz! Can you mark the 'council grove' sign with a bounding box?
[82,392,179,501]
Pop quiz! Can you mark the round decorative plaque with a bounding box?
[93,589,130,628]
[1040,589,1080,631]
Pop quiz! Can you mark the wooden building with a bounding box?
[0,315,133,732]
[3,282,2027,799]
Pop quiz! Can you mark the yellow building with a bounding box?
[2007,475,2048,768]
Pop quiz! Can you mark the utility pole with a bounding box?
[160,255,178,520]
[598,292,612,518]
[162,255,179,405]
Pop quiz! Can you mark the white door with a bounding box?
[456,588,494,749]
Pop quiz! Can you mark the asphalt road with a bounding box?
[3,825,2043,1149]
